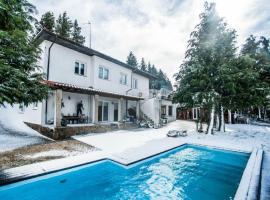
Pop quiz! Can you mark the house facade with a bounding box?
[14,30,176,139]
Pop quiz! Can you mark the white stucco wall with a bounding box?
[44,41,93,87]
[13,103,43,125]
[140,98,161,125]
[40,41,150,99]
[92,56,149,98]
[161,99,177,122]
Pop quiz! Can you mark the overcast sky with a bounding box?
[31,0,269,84]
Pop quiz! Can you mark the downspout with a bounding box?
[45,37,57,124]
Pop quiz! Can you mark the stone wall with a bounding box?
[25,122,138,140]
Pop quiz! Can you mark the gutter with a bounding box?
[45,37,57,124]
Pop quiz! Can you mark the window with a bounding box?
[161,105,166,115]
[120,73,127,85]
[99,66,109,80]
[33,102,38,110]
[75,61,86,76]
[168,106,173,116]
[132,78,138,89]
[19,104,25,113]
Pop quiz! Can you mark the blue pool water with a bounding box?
[0,145,249,200]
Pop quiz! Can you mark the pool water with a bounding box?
[0,145,249,200]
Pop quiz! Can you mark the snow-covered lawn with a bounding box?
[0,106,50,152]
[74,120,270,163]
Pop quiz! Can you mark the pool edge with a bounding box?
[234,148,263,200]
[0,142,259,200]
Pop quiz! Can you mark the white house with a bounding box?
[13,29,176,138]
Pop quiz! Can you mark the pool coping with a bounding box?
[0,142,263,200]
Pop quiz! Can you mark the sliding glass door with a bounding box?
[98,101,109,122]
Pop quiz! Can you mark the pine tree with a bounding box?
[140,58,147,71]
[241,35,259,58]
[36,11,55,33]
[126,51,138,68]
[71,19,85,45]
[55,11,73,39]
[0,0,48,106]
[147,62,151,72]
[174,2,237,134]
[237,36,270,109]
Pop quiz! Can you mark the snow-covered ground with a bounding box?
[0,106,50,152]
[74,120,270,163]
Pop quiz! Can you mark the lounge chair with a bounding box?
[167,130,187,137]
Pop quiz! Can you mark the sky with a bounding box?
[30,0,269,84]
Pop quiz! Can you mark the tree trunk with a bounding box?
[216,113,220,130]
[207,105,215,135]
[228,110,232,124]
[220,106,225,132]
[258,107,261,119]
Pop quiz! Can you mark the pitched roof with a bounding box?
[43,80,144,100]
[35,29,156,79]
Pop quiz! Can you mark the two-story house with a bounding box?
[14,29,155,139]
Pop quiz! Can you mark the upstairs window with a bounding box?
[99,66,109,80]
[132,78,138,89]
[120,73,127,85]
[75,61,86,76]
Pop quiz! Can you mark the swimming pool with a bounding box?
[0,145,249,200]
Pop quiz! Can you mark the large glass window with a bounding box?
[120,73,127,85]
[99,66,109,80]
[75,61,86,76]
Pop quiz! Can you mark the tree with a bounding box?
[36,11,55,33]
[55,11,73,39]
[241,35,258,58]
[0,0,48,106]
[174,2,237,134]
[71,19,85,45]
[237,36,270,116]
[126,51,138,68]
[140,58,147,71]
[147,62,152,72]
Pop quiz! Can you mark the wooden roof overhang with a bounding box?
[44,81,143,101]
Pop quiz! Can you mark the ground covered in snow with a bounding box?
[0,106,50,152]
[0,140,97,170]
[74,120,270,154]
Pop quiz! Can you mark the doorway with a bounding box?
[114,103,118,122]
[98,101,109,122]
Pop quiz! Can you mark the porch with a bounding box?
[41,81,142,139]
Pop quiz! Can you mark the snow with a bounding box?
[0,105,50,152]
[23,150,71,159]
[74,120,270,163]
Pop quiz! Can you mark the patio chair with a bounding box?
[167,130,187,137]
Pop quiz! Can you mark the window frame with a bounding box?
[19,103,25,113]
[120,73,128,85]
[132,78,138,89]
[74,61,86,76]
[98,66,109,80]
[32,102,38,110]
